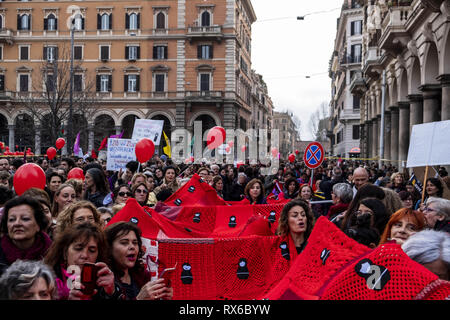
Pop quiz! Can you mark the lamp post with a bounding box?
[68,20,74,155]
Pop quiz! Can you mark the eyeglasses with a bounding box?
[118,192,132,197]
[423,207,436,213]
[135,189,148,194]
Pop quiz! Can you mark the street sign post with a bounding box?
[303,142,325,188]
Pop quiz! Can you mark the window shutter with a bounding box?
[125,46,129,60]
[44,18,48,30]
[54,18,58,30]
[153,46,157,59]
[124,75,128,91]
[55,47,58,61]
[43,47,48,60]
[17,15,21,30]
[97,14,101,30]
[137,46,140,59]
[109,14,112,29]
[0,75,5,91]
[210,45,213,59]
[96,75,100,91]
[81,18,85,30]
[351,21,354,36]
[108,75,112,92]
[125,13,129,29]
[197,45,201,59]
[164,46,168,59]
[136,75,140,92]
[27,15,31,30]
[137,13,140,29]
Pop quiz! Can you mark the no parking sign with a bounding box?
[303,142,324,169]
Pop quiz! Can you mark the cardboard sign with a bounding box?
[106,138,137,171]
[407,120,450,168]
[131,119,164,145]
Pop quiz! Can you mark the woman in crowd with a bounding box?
[112,184,132,205]
[212,176,225,199]
[243,179,267,205]
[97,207,113,227]
[22,188,55,239]
[130,173,148,189]
[44,222,118,300]
[46,173,64,203]
[66,178,84,201]
[132,183,150,207]
[402,230,450,280]
[154,168,164,187]
[146,176,158,207]
[416,177,444,210]
[390,172,406,193]
[398,191,415,209]
[348,198,390,240]
[152,166,180,197]
[379,208,426,245]
[422,197,450,233]
[282,177,300,200]
[55,201,102,237]
[298,184,313,202]
[276,199,315,256]
[381,187,403,216]
[51,183,76,218]
[105,222,173,300]
[83,168,111,208]
[0,197,52,276]
[327,183,353,221]
[0,260,57,300]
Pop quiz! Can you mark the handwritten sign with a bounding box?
[106,138,137,171]
[131,119,164,145]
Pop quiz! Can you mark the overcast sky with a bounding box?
[251,0,344,140]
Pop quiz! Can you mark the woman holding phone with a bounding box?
[105,221,173,300]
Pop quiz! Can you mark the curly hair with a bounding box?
[55,200,102,238]
[276,199,315,240]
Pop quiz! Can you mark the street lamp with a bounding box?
[68,18,74,155]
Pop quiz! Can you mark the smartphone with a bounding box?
[159,263,177,287]
[80,263,98,295]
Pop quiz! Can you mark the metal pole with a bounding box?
[68,25,74,155]
[379,70,386,169]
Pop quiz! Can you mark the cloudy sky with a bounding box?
[251,0,344,140]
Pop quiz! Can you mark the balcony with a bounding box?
[187,25,223,43]
[362,46,382,78]
[0,29,13,44]
[340,54,362,67]
[379,5,412,54]
[349,71,367,95]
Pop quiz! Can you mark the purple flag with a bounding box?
[73,132,81,155]
[109,130,124,139]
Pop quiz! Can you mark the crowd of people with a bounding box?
[0,153,449,300]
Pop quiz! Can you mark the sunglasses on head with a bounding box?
[136,189,148,194]
[118,191,132,197]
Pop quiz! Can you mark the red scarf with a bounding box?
[1,232,52,265]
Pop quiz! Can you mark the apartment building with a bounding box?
[273,111,298,159]
[0,0,273,155]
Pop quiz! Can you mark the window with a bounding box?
[125,46,140,61]
[19,74,29,92]
[44,14,57,31]
[201,11,211,27]
[126,13,140,30]
[351,20,362,36]
[74,46,83,60]
[125,74,139,92]
[154,74,165,92]
[353,125,360,140]
[156,12,165,29]
[98,13,112,30]
[0,46,2,60]
[353,94,361,109]
[74,74,83,92]
[72,14,84,31]
[100,46,109,61]
[0,74,4,91]
[351,44,362,63]
[200,73,210,91]
[20,46,29,60]
[96,74,112,92]
[45,74,56,92]
[18,14,30,30]
[198,45,213,59]
[43,46,58,62]
[153,45,167,60]
[0,15,3,29]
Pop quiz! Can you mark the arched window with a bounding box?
[201,11,210,27]
[21,15,30,30]
[101,14,109,30]
[47,14,56,31]
[156,12,166,29]
[73,13,84,31]
[129,13,137,30]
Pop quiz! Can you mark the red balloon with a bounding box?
[295,149,300,155]
[47,147,57,160]
[227,140,234,148]
[15,145,18,149]
[67,167,85,181]
[135,138,155,163]
[55,138,65,150]
[288,153,296,163]
[206,126,226,150]
[271,147,278,158]
[13,163,46,195]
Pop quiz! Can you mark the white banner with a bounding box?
[106,138,137,171]
[407,120,450,168]
[131,119,164,145]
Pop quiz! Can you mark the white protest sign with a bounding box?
[407,120,450,168]
[131,119,164,145]
[106,138,137,171]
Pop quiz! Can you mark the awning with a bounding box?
[349,147,361,153]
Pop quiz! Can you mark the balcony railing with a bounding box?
[381,5,412,34]
[0,28,13,44]
[186,25,223,42]
[340,54,362,65]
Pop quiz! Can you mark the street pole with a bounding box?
[68,24,74,156]
[379,70,386,169]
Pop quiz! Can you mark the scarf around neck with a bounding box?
[1,232,52,265]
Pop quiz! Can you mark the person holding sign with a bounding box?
[105,222,173,300]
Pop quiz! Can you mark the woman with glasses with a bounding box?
[132,183,149,207]
[422,197,450,233]
[379,208,426,245]
[113,184,132,205]
[55,201,103,238]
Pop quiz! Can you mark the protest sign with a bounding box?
[131,119,164,145]
[106,138,137,171]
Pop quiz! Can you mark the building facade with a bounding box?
[349,0,450,169]
[272,111,298,159]
[0,0,273,156]
[329,0,364,158]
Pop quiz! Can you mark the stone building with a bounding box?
[273,111,298,159]
[349,0,450,169]
[0,0,273,155]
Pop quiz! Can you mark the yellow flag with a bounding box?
[163,130,171,158]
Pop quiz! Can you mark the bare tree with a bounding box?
[17,45,98,154]
[308,101,329,141]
